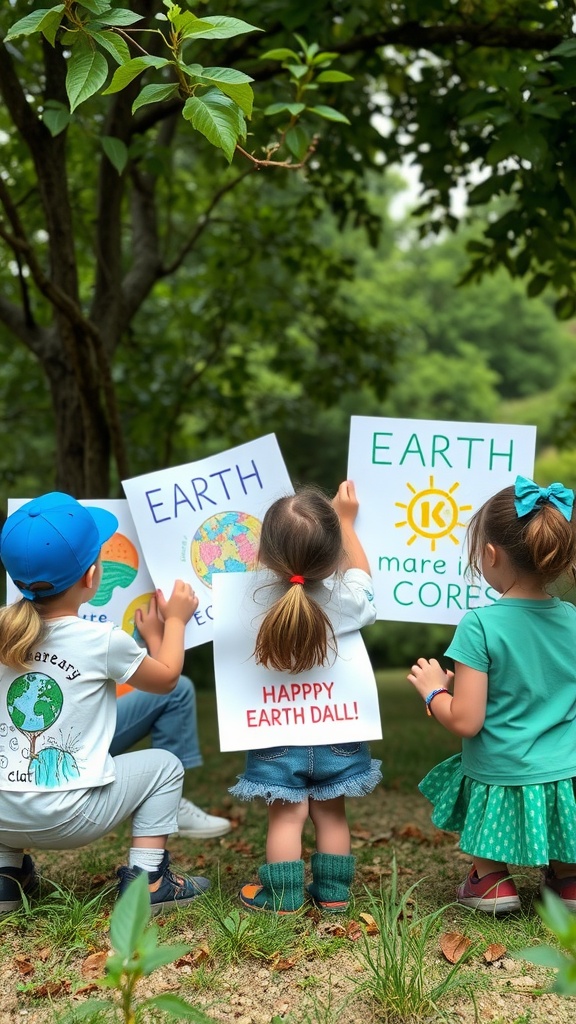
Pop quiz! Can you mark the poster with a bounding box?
[212,572,382,752]
[347,416,536,625]
[122,434,293,647]
[6,499,154,651]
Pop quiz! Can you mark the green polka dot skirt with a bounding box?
[419,753,576,866]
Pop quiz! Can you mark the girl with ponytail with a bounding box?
[231,481,381,914]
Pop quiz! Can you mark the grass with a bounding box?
[0,671,571,1024]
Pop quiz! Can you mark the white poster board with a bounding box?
[6,499,154,648]
[347,416,537,625]
[212,572,382,751]
[122,434,293,648]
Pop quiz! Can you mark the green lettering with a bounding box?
[399,433,425,466]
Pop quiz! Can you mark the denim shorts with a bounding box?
[229,742,382,805]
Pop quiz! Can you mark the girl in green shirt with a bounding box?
[408,476,576,914]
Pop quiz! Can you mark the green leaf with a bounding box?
[315,70,354,83]
[196,67,253,86]
[260,48,300,62]
[60,998,116,1020]
[42,100,71,137]
[514,945,572,969]
[41,7,66,46]
[308,104,351,124]
[145,992,216,1021]
[526,273,550,298]
[264,102,305,117]
[102,56,171,95]
[555,295,576,321]
[139,943,191,976]
[98,8,143,26]
[79,0,112,12]
[539,888,576,938]
[551,40,576,58]
[486,126,548,167]
[110,871,151,958]
[182,91,243,162]
[310,51,339,64]
[86,28,131,65]
[5,5,65,42]
[285,125,309,161]
[101,136,128,174]
[182,15,261,40]
[285,64,308,80]
[66,47,109,113]
[132,83,179,114]
[202,80,253,118]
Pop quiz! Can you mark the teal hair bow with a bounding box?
[514,475,574,522]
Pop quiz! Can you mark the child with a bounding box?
[0,491,210,914]
[407,476,576,913]
[230,480,382,914]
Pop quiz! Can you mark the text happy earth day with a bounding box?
[246,681,359,729]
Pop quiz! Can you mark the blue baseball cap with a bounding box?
[1,492,118,600]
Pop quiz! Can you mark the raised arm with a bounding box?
[333,479,371,574]
[128,580,198,694]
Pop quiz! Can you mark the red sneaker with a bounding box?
[457,867,520,914]
[542,869,576,912]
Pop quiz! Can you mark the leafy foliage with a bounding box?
[515,888,576,994]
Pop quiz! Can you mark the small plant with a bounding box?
[58,871,215,1024]
[356,860,477,1022]
[515,888,576,994]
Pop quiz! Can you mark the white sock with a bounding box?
[129,848,165,873]
[0,852,25,869]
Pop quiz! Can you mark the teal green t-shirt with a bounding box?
[445,597,576,785]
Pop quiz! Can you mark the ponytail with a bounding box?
[0,600,46,671]
[255,584,336,673]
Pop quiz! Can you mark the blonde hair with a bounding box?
[0,599,46,671]
[467,484,576,586]
[254,488,343,673]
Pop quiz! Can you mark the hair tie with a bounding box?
[514,475,574,522]
[289,575,305,585]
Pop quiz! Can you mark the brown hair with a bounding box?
[254,487,343,673]
[0,599,47,671]
[467,484,576,586]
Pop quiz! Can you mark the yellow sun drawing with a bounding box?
[395,476,473,552]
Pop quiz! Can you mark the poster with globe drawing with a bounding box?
[6,499,155,682]
[122,434,294,648]
[347,416,536,626]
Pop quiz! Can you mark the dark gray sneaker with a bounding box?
[116,850,210,914]
[0,854,38,914]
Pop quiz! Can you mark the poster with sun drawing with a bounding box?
[347,416,537,625]
[122,434,294,648]
[6,498,155,656]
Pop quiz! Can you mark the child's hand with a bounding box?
[407,658,453,700]
[333,480,359,524]
[157,580,198,625]
[135,593,164,652]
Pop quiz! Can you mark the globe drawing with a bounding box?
[6,672,63,757]
[191,511,261,588]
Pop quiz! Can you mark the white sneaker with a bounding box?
[176,798,232,839]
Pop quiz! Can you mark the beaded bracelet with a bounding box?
[424,687,451,717]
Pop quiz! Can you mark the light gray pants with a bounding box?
[0,750,183,859]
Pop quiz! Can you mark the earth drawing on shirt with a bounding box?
[190,511,261,588]
[90,532,139,607]
[6,673,80,787]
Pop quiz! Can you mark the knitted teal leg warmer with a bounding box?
[307,853,355,912]
[240,860,305,913]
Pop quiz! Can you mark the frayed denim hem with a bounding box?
[229,759,383,806]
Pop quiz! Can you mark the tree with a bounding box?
[2,1,576,494]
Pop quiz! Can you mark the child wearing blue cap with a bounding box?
[0,492,210,914]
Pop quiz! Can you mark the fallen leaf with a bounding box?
[74,982,101,996]
[359,912,380,935]
[30,980,71,998]
[175,945,210,968]
[36,947,51,962]
[81,951,109,979]
[271,954,297,971]
[484,942,507,963]
[89,873,110,887]
[318,920,346,937]
[14,955,34,976]
[397,823,428,842]
[350,828,372,840]
[440,932,472,963]
[346,920,363,942]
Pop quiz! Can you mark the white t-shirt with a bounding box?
[0,616,146,792]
